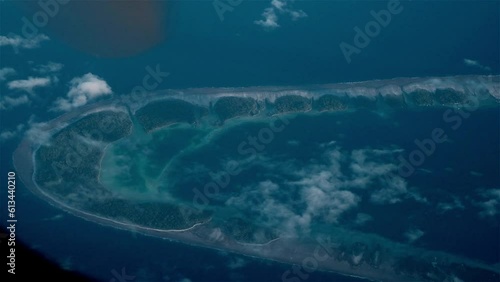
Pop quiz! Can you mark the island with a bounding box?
[13,75,500,282]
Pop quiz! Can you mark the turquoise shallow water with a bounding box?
[10,104,499,282]
[99,106,500,262]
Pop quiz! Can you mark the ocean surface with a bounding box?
[0,0,499,281]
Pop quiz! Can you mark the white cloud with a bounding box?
[437,197,465,213]
[354,213,373,226]
[0,124,25,142]
[0,94,30,110]
[0,67,16,81]
[478,199,499,217]
[347,149,399,189]
[255,0,307,30]
[475,189,500,218]
[223,145,428,237]
[247,177,359,236]
[464,58,491,71]
[326,148,424,204]
[34,62,63,74]
[303,188,360,223]
[226,180,311,236]
[255,8,279,29]
[227,257,247,269]
[52,73,112,112]
[289,9,307,21]
[370,173,408,204]
[0,34,49,49]
[43,214,64,221]
[271,0,286,10]
[24,117,55,145]
[0,115,57,144]
[7,77,51,93]
[404,228,424,243]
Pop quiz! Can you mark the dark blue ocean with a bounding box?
[1,0,499,281]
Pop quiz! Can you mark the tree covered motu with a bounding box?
[314,95,348,112]
[434,88,467,105]
[406,88,467,107]
[213,96,258,122]
[86,199,211,230]
[273,95,312,113]
[135,99,208,132]
[33,109,212,230]
[34,111,132,198]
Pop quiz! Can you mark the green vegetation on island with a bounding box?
[33,109,213,231]
[213,96,258,122]
[434,88,467,105]
[34,111,132,198]
[406,88,467,107]
[135,99,208,132]
[406,89,435,106]
[87,199,212,230]
[274,95,312,113]
[314,94,348,111]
